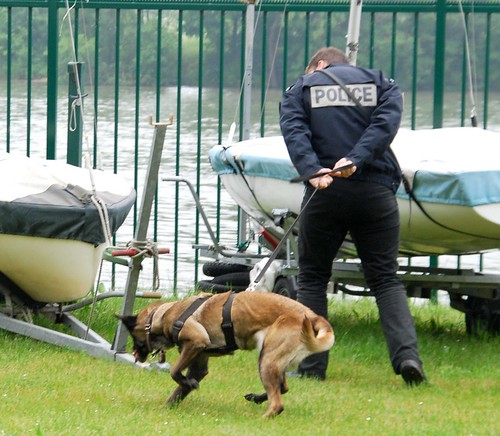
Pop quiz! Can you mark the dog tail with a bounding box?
[301,315,335,353]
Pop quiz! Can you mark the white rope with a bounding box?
[91,194,112,246]
[62,0,114,247]
[126,240,162,290]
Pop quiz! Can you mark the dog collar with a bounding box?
[144,307,159,355]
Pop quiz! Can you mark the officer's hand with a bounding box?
[331,158,357,178]
[309,168,333,189]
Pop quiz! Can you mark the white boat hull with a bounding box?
[0,153,135,303]
[210,128,500,257]
[0,235,105,303]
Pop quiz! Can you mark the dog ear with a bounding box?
[115,314,138,331]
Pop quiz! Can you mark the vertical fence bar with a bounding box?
[326,11,332,46]
[113,9,120,176]
[304,11,310,66]
[133,9,142,228]
[47,0,58,159]
[460,32,467,127]
[154,9,163,243]
[194,10,205,287]
[390,12,396,78]
[6,7,11,153]
[260,11,267,137]
[483,13,491,129]
[216,10,225,241]
[239,10,246,138]
[110,8,121,290]
[431,0,448,301]
[410,12,419,129]
[282,11,289,92]
[74,7,79,60]
[433,0,446,128]
[173,9,184,294]
[93,8,100,168]
[369,12,375,68]
[27,7,32,156]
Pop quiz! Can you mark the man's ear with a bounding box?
[115,314,137,331]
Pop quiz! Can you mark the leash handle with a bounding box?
[290,162,355,183]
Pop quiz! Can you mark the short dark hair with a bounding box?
[305,47,349,73]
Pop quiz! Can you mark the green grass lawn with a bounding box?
[0,297,498,435]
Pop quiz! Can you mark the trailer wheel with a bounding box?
[273,276,297,300]
[197,271,250,294]
[465,296,500,336]
[202,261,252,278]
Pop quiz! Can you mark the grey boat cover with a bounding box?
[0,153,136,246]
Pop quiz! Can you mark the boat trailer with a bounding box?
[0,116,173,367]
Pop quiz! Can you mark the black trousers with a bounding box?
[297,179,422,377]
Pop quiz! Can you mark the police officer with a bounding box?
[279,47,426,385]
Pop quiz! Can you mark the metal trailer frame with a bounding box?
[167,176,500,335]
[0,116,173,368]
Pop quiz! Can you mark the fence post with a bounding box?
[67,62,84,167]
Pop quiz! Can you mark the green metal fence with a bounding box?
[1,0,500,292]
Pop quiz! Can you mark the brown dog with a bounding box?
[118,290,334,418]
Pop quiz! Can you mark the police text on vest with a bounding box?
[310,84,377,108]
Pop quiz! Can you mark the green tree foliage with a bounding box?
[0,5,499,93]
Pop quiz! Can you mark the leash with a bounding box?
[290,162,355,183]
[247,186,319,291]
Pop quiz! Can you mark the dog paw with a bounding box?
[244,393,255,402]
[182,378,199,390]
[166,399,180,409]
[244,393,267,404]
[262,406,284,419]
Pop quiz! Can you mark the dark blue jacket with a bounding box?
[279,63,403,191]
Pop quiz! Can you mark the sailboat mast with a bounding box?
[345,0,363,65]
[239,0,256,244]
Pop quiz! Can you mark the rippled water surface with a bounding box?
[2,82,500,296]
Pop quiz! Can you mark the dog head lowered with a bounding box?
[117,291,334,418]
[117,300,177,363]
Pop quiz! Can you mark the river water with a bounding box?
[2,83,500,297]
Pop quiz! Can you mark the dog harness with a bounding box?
[220,292,238,352]
[170,295,212,344]
[146,292,238,356]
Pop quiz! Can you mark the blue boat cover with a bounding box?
[210,129,500,208]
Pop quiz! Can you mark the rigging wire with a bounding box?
[257,1,288,128]
[230,0,288,134]
[221,1,293,241]
[224,1,290,230]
